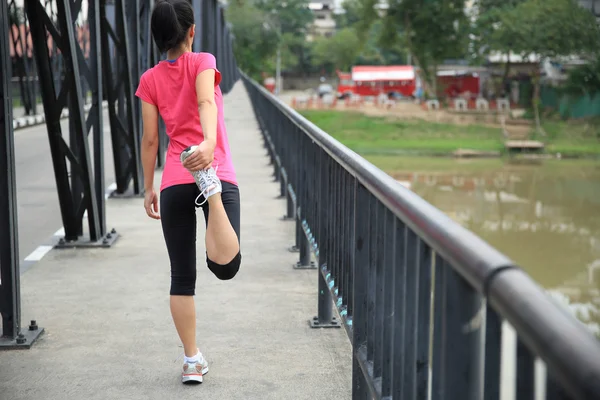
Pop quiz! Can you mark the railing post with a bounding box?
[273,155,281,182]
[283,184,295,220]
[309,268,340,328]
[293,212,316,270]
[278,167,286,198]
[289,205,301,253]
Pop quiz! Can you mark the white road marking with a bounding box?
[23,182,117,266]
[24,245,54,262]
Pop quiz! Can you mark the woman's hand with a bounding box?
[144,189,160,220]
[182,140,216,172]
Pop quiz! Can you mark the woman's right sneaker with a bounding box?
[180,145,222,206]
[181,354,209,384]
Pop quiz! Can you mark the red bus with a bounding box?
[336,65,417,99]
[336,65,481,100]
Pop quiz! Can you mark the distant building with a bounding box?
[307,2,336,41]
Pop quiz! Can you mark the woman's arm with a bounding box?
[141,100,159,192]
[181,68,218,172]
[196,68,218,147]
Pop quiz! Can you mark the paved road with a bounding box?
[13,109,117,262]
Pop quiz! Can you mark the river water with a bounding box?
[367,155,600,337]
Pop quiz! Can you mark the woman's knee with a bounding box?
[207,252,242,280]
[170,272,197,295]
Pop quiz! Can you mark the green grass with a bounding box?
[299,110,600,157]
[539,119,600,156]
[299,110,503,154]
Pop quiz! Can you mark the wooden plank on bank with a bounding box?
[504,140,545,151]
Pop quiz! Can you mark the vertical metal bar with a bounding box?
[346,172,355,318]
[328,159,336,297]
[431,253,447,399]
[291,211,301,252]
[546,372,573,400]
[336,165,344,307]
[202,0,211,54]
[316,269,334,325]
[484,304,502,400]
[443,267,484,400]
[88,0,107,237]
[279,168,286,198]
[402,228,419,399]
[100,0,142,195]
[516,338,535,400]
[416,241,433,398]
[0,0,21,341]
[294,213,314,269]
[215,4,223,67]
[117,0,142,194]
[352,181,370,398]
[392,223,407,398]
[68,100,84,238]
[59,0,102,241]
[366,195,377,362]
[380,210,396,397]
[285,185,295,219]
[192,0,203,52]
[373,202,385,386]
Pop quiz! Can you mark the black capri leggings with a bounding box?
[160,181,241,296]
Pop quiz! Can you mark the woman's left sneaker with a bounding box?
[181,354,209,384]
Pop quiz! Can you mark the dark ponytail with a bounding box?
[151,0,195,53]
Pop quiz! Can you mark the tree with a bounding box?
[498,0,600,134]
[333,0,365,30]
[311,28,361,71]
[254,0,314,37]
[226,3,279,80]
[362,0,469,97]
[254,0,315,76]
[334,1,408,67]
[226,0,314,77]
[562,56,600,97]
[469,0,527,80]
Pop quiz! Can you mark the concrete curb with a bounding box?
[12,100,109,131]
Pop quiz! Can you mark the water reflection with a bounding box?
[371,156,600,336]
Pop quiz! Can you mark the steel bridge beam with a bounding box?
[100,0,143,197]
[24,0,117,248]
[0,0,44,350]
[7,0,38,116]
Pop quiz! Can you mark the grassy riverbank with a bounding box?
[299,110,600,158]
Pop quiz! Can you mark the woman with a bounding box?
[135,0,242,385]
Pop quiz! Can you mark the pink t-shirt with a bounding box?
[135,51,237,192]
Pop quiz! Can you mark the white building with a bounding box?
[307,2,336,41]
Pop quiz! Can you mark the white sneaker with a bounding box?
[180,145,222,206]
[181,353,209,384]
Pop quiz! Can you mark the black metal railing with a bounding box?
[242,73,600,400]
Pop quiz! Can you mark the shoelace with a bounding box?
[194,165,219,207]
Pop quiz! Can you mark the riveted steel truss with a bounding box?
[24,0,116,248]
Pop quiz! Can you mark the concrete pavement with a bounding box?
[0,82,353,400]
